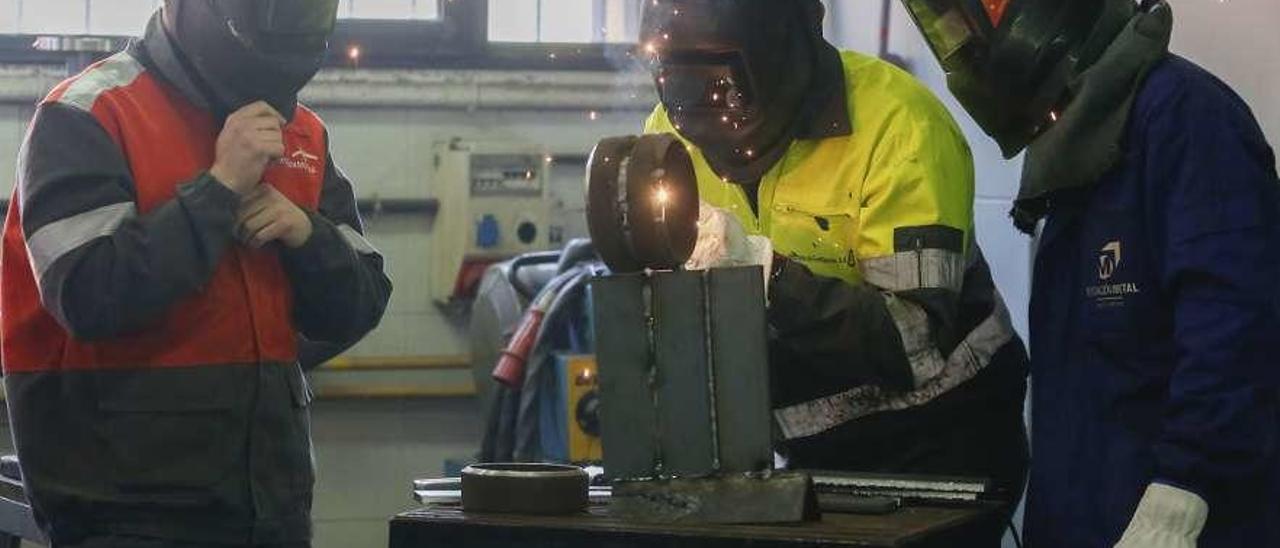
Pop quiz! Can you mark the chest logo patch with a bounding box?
[1087,240,1140,305]
[277,149,321,175]
[1098,241,1122,280]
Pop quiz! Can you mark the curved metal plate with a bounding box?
[587,136,642,273]
[586,133,699,273]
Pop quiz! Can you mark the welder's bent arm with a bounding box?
[769,140,977,394]
[279,133,392,346]
[20,103,242,341]
[768,253,974,395]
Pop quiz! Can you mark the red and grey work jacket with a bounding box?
[0,23,391,546]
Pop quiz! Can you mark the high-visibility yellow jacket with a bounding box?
[647,50,973,287]
[646,50,1024,453]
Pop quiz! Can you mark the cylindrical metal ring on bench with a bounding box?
[460,463,589,516]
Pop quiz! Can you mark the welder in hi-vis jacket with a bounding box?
[641,2,1029,546]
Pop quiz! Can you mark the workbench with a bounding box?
[389,504,1004,548]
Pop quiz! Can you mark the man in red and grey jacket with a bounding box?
[0,1,391,546]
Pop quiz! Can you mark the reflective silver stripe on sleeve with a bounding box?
[26,202,137,282]
[57,52,145,112]
[884,295,947,388]
[773,296,1016,441]
[337,224,379,256]
[860,248,966,292]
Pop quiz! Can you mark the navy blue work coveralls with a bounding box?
[1023,55,1280,547]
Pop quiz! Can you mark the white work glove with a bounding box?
[1114,483,1208,548]
[685,201,774,287]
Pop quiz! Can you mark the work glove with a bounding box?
[685,201,773,288]
[1114,483,1208,548]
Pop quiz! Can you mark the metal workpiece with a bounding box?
[593,267,776,484]
[611,472,817,524]
[652,270,717,477]
[460,463,590,516]
[592,273,661,481]
[586,134,700,273]
[706,267,773,472]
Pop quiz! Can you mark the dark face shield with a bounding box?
[641,0,814,183]
[173,0,340,118]
[642,0,766,135]
[652,50,761,147]
[656,52,751,113]
[899,0,1036,156]
[903,0,987,62]
[250,0,340,54]
[899,0,1129,157]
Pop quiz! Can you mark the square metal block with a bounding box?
[593,267,773,480]
[651,271,715,477]
[706,267,772,473]
[612,472,817,524]
[592,274,658,480]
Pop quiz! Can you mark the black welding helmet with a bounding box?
[899,0,1135,157]
[640,0,825,184]
[168,0,340,118]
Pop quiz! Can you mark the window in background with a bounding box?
[487,0,539,42]
[22,0,88,35]
[0,0,158,36]
[340,0,440,20]
[489,0,640,43]
[0,1,14,34]
[537,0,593,43]
[0,0,438,37]
[88,0,160,36]
[597,0,638,43]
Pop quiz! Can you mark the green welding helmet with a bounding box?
[899,0,1134,157]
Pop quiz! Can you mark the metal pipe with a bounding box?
[0,64,658,111]
[301,68,656,110]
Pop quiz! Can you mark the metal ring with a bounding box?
[586,136,641,273]
[586,133,699,273]
[461,463,590,515]
[462,463,588,479]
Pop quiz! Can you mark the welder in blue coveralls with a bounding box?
[899,0,1280,547]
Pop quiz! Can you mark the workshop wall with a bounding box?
[309,105,644,352]
[1168,0,1280,147]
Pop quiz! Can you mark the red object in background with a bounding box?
[492,309,547,388]
[453,257,502,301]
[491,272,570,388]
[982,0,1011,26]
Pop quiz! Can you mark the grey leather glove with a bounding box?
[1114,483,1208,548]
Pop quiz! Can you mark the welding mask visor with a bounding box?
[900,0,1129,156]
[171,0,339,118]
[642,0,815,182]
[250,0,341,54]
